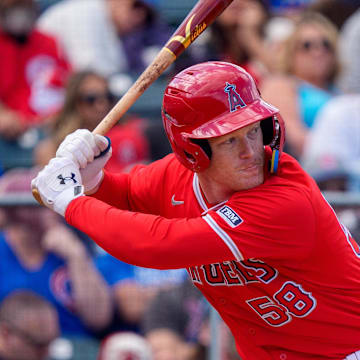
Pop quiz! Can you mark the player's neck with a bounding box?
[197,174,233,205]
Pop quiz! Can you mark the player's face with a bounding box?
[203,122,265,199]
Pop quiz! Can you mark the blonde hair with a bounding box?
[278,12,340,84]
[50,71,109,146]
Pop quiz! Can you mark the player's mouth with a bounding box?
[238,162,262,172]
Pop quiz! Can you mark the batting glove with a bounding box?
[31,157,84,216]
[56,129,112,193]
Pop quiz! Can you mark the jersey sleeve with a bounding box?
[65,196,235,270]
[91,170,130,209]
[92,155,174,214]
[205,185,316,261]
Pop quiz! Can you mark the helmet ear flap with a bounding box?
[264,115,285,173]
[180,138,210,172]
[260,117,274,145]
[191,139,212,159]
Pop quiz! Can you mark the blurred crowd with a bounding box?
[0,0,360,359]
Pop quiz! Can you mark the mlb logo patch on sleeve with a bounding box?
[216,206,243,228]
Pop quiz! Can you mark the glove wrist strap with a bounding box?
[54,185,84,216]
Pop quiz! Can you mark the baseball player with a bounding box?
[32,62,360,359]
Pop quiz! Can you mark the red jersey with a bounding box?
[66,149,360,359]
[0,29,70,125]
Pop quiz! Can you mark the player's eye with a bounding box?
[222,137,236,145]
[248,126,260,138]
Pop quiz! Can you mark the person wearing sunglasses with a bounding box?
[34,71,115,167]
[35,70,153,174]
[260,11,340,160]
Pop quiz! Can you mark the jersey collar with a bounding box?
[193,174,227,215]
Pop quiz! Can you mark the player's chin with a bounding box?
[236,169,264,190]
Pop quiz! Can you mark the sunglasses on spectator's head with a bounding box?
[297,38,333,53]
[78,92,114,105]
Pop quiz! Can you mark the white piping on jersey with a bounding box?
[202,201,228,216]
[203,214,244,261]
[345,350,360,359]
[193,174,227,215]
[193,174,243,260]
[193,174,208,211]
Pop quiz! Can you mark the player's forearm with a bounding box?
[66,251,113,330]
[91,170,131,210]
[65,196,234,269]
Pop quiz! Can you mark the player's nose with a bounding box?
[238,138,254,159]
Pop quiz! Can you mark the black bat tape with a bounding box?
[94,136,111,159]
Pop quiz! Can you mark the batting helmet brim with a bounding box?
[184,98,279,139]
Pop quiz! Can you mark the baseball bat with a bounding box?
[93,0,233,135]
[32,0,234,205]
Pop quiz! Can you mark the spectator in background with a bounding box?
[37,0,172,84]
[301,94,360,192]
[262,15,295,74]
[0,0,71,139]
[260,12,340,159]
[142,278,208,360]
[97,332,152,360]
[207,0,272,85]
[34,71,115,166]
[301,92,360,243]
[34,70,153,173]
[96,253,187,335]
[0,290,59,360]
[0,168,113,337]
[338,7,360,94]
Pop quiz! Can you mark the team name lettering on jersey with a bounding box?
[216,205,243,228]
[187,258,277,286]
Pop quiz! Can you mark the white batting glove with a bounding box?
[31,157,84,216]
[56,129,112,193]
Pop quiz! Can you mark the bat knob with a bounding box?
[31,186,45,206]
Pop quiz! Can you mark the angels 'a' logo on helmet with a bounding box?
[224,82,246,113]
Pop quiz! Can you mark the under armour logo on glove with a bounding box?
[57,173,77,185]
[31,157,84,216]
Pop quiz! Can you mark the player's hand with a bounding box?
[56,129,112,193]
[31,157,84,216]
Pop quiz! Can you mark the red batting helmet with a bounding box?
[162,61,285,173]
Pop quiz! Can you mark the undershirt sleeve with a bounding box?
[65,196,235,269]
